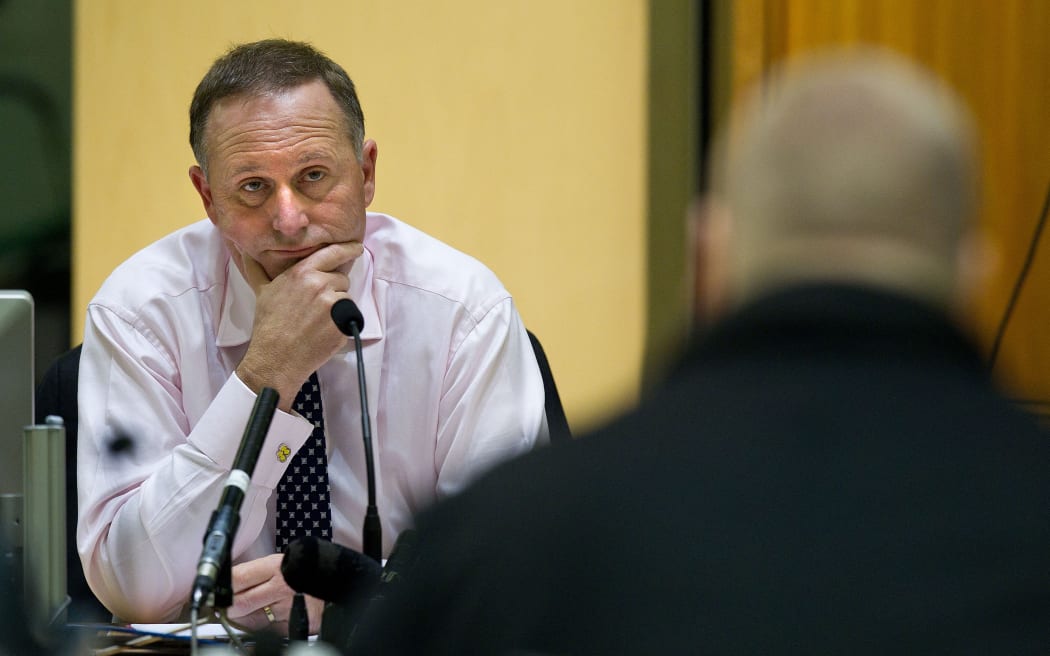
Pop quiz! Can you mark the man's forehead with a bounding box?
[204,90,351,168]
[211,81,332,117]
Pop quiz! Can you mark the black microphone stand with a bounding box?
[331,299,382,563]
[188,517,249,656]
[189,387,279,655]
[350,319,382,563]
[191,543,248,655]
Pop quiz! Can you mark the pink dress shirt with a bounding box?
[77,212,546,621]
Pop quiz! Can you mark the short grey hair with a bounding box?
[189,39,365,172]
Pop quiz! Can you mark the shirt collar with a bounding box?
[216,247,383,347]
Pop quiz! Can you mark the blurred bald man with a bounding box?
[352,50,1050,655]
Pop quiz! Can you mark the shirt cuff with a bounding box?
[186,373,314,490]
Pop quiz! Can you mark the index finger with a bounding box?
[232,553,285,593]
[297,240,365,273]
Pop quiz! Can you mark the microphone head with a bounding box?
[281,536,382,604]
[331,298,365,337]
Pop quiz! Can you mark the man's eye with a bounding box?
[303,170,325,182]
[242,180,264,192]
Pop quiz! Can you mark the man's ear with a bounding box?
[689,196,734,325]
[360,139,378,207]
[189,165,216,222]
[953,227,998,320]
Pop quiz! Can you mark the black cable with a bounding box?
[987,179,1050,371]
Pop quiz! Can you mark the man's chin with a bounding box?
[262,260,298,279]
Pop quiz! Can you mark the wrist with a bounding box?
[236,359,298,412]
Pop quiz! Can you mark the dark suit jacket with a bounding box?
[352,285,1050,655]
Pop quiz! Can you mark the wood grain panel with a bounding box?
[716,0,1050,408]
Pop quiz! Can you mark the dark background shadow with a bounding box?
[0,0,72,383]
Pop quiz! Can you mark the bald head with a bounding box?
[703,49,979,314]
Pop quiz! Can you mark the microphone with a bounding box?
[330,298,382,563]
[282,530,417,651]
[190,387,279,611]
[281,536,382,604]
[339,529,419,651]
[288,593,308,642]
[331,297,365,337]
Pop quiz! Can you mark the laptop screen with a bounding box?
[0,290,34,495]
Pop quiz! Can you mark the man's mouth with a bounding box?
[271,244,323,258]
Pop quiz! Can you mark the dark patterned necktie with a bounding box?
[275,372,333,552]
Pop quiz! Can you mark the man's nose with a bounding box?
[272,185,309,235]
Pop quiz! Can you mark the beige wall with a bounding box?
[74,1,649,431]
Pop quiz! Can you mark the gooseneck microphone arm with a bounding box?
[189,387,280,612]
[331,298,382,562]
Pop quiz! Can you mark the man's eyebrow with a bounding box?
[297,151,334,165]
[227,152,332,177]
[230,163,262,177]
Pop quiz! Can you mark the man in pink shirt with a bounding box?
[77,38,546,634]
